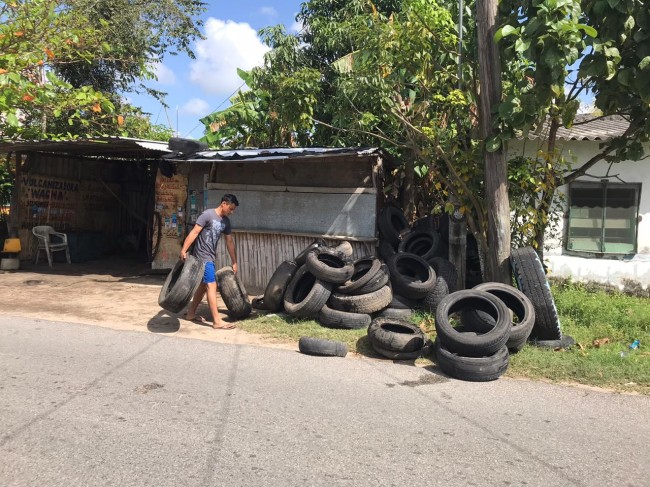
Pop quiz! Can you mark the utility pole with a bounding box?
[477,0,511,283]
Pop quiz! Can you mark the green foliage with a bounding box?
[0,165,13,207]
[55,0,206,98]
[0,0,117,139]
[496,0,650,248]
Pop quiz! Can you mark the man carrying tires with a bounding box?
[180,194,239,329]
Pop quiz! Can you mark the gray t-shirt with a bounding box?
[192,209,232,263]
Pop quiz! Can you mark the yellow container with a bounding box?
[2,238,21,253]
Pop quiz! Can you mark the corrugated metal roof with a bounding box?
[168,147,381,162]
[527,114,629,141]
[0,136,170,158]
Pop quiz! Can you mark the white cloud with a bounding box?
[152,62,177,85]
[289,19,303,33]
[259,7,278,19]
[190,18,270,95]
[180,97,210,116]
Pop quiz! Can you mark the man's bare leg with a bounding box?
[185,283,206,321]
[205,281,235,329]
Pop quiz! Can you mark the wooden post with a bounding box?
[477,0,511,283]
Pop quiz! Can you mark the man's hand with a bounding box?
[232,262,238,274]
[179,249,188,261]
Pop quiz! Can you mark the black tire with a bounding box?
[530,335,575,349]
[336,256,382,294]
[351,263,390,295]
[388,253,436,299]
[378,239,397,262]
[510,247,562,340]
[378,206,409,248]
[370,342,427,360]
[283,265,333,318]
[374,307,415,321]
[251,295,267,310]
[421,257,457,314]
[216,266,252,319]
[435,290,511,357]
[295,238,327,266]
[158,256,205,314]
[412,214,435,233]
[318,304,371,330]
[263,260,299,312]
[328,285,392,314]
[389,292,421,310]
[298,337,348,357]
[331,240,353,258]
[460,282,535,352]
[367,317,427,353]
[398,229,441,262]
[434,340,509,382]
[306,248,354,284]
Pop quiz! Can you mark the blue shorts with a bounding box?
[202,261,216,284]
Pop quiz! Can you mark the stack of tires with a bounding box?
[434,285,535,381]
[377,206,459,319]
[367,317,430,359]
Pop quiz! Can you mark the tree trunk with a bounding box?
[477,0,511,283]
[401,155,415,222]
[8,152,23,236]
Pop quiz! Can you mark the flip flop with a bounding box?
[186,315,211,325]
[213,322,236,330]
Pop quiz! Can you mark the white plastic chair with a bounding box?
[32,226,71,267]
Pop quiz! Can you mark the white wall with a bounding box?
[508,139,650,288]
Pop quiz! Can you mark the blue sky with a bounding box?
[128,1,303,139]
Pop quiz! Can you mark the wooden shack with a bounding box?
[0,137,169,262]
[163,148,385,293]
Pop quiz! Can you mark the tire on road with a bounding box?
[434,339,509,382]
[367,317,427,353]
[435,290,511,357]
[298,337,348,357]
[158,255,205,314]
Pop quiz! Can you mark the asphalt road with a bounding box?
[1,315,648,487]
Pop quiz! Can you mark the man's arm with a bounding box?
[224,234,238,273]
[179,224,203,260]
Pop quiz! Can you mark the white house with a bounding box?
[509,115,650,289]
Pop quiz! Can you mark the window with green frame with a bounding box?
[567,181,641,254]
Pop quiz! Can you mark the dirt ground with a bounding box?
[0,256,296,351]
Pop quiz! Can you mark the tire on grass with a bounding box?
[388,253,436,299]
[510,247,562,341]
[216,266,252,319]
[283,265,333,318]
[318,305,371,330]
[263,260,299,312]
[460,282,535,353]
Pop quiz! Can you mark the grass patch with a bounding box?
[238,283,650,393]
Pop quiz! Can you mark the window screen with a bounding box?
[567,182,640,254]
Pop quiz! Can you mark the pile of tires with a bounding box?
[367,317,430,359]
[434,285,535,381]
[377,206,459,319]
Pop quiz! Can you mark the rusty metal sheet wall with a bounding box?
[214,231,375,293]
